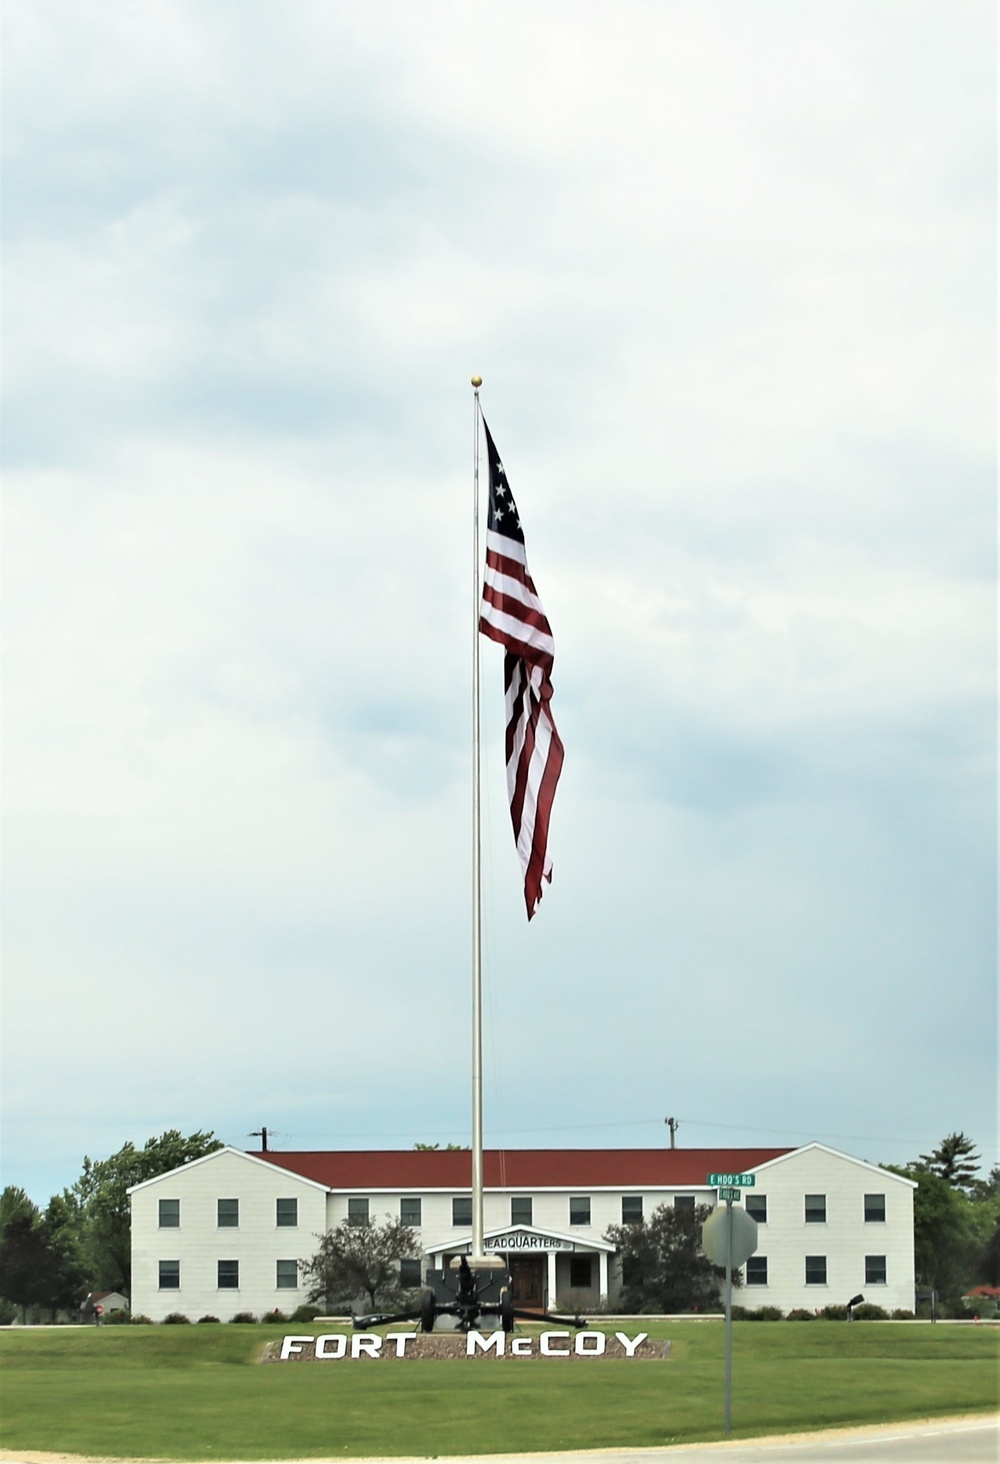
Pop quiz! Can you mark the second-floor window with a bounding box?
[452,1197,472,1227]
[276,1198,298,1227]
[569,1196,591,1226]
[805,1194,827,1223]
[621,1196,643,1224]
[864,1194,886,1223]
[217,1198,239,1227]
[158,1199,180,1228]
[400,1197,422,1226]
[347,1197,370,1226]
[511,1197,532,1226]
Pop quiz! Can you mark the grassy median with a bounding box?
[1,1321,997,1460]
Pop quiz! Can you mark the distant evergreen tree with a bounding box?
[918,1133,981,1194]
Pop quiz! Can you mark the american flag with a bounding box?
[478,419,564,920]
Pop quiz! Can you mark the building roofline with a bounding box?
[126,1144,331,1196]
[751,1141,919,1187]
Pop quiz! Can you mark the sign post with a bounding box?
[702,1176,758,1436]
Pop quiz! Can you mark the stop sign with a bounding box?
[701,1205,758,1268]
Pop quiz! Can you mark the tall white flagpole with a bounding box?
[470,374,485,1261]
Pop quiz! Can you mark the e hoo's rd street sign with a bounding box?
[707,1172,756,1187]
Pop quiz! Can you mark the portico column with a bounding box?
[598,1250,608,1302]
[546,1250,557,1308]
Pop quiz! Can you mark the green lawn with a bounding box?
[0,1322,996,1460]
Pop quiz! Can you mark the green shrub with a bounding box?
[822,1305,848,1321]
[162,1312,191,1324]
[289,1304,322,1323]
[197,1315,221,1324]
[102,1310,131,1325]
[891,1309,915,1320]
[755,1306,784,1321]
[853,1303,889,1321]
[786,1308,815,1321]
[259,1309,289,1325]
[230,1311,257,1324]
[129,1314,153,1325]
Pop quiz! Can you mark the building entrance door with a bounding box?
[509,1255,545,1309]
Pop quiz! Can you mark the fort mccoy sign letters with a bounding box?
[271,1330,666,1361]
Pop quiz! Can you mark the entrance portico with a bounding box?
[426,1225,614,1307]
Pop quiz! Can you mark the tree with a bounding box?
[301,1217,419,1312]
[918,1133,982,1194]
[0,1213,64,1323]
[604,1203,727,1313]
[71,1129,222,1294]
[886,1165,980,1303]
[37,1195,89,1320]
[0,1186,40,1238]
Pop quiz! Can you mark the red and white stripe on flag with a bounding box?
[478,419,564,919]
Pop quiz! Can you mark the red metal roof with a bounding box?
[251,1147,791,1190]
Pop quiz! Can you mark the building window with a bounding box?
[217,1198,239,1228]
[158,1199,180,1228]
[399,1258,422,1289]
[805,1194,827,1223]
[276,1260,299,1290]
[218,1259,239,1289]
[569,1256,593,1289]
[347,1197,370,1226]
[622,1196,643,1224]
[674,1196,696,1212]
[746,1256,768,1286]
[400,1197,422,1227]
[746,1194,767,1224]
[864,1194,886,1223]
[158,1260,180,1289]
[511,1197,532,1227]
[569,1196,591,1226]
[865,1255,887,1285]
[805,1255,827,1285]
[276,1198,298,1228]
[452,1197,472,1227]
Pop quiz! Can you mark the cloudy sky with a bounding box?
[3,1,995,1206]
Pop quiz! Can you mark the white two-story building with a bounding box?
[129,1143,915,1321]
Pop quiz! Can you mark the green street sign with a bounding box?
[718,1187,742,1201]
[707,1172,756,1187]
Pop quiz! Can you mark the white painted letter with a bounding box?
[541,1331,570,1355]
[511,1336,533,1355]
[615,1332,648,1357]
[467,1330,504,1355]
[279,1334,313,1360]
[315,1333,347,1359]
[575,1331,606,1355]
[385,1332,414,1357]
[351,1333,382,1358]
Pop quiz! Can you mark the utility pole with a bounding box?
[665,1117,679,1149]
[250,1127,269,1152]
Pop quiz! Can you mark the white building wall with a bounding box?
[130,1148,328,1322]
[735,1146,915,1313]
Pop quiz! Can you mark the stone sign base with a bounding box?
[264,1331,669,1362]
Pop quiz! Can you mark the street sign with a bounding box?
[718,1187,741,1201]
[701,1205,758,1268]
[707,1172,756,1187]
[701,1202,759,1439]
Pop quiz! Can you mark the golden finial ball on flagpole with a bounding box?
[471,375,482,388]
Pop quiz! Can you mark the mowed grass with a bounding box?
[1,1321,997,1460]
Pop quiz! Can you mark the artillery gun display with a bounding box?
[354,1255,587,1333]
